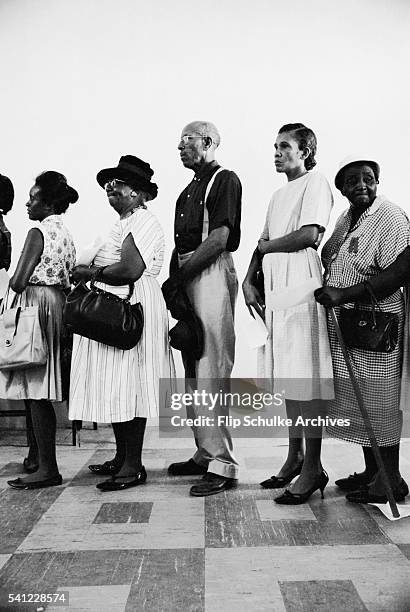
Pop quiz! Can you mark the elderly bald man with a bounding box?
[163,121,242,496]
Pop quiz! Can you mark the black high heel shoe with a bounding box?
[335,471,374,491]
[260,462,303,489]
[274,470,329,505]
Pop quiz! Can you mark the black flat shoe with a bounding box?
[346,478,409,504]
[260,462,303,489]
[189,473,238,497]
[7,474,63,490]
[274,470,329,505]
[23,457,39,474]
[335,471,374,491]
[97,467,147,492]
[168,458,207,476]
[88,460,122,476]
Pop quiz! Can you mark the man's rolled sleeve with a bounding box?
[207,170,242,250]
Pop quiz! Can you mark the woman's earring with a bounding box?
[130,190,137,198]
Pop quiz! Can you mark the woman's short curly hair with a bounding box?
[35,171,78,214]
[278,123,317,171]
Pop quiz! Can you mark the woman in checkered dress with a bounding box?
[315,156,410,504]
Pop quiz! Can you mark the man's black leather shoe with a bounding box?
[168,458,207,476]
[189,472,237,497]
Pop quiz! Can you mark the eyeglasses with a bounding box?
[179,135,205,145]
[104,178,128,190]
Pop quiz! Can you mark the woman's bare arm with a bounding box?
[71,233,146,285]
[10,229,43,293]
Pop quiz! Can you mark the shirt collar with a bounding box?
[365,195,383,215]
[42,214,61,223]
[343,195,383,220]
[194,160,219,181]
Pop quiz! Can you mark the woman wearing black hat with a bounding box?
[68,155,175,491]
[3,171,77,489]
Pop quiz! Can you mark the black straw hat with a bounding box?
[96,155,158,199]
[169,317,204,361]
[162,281,204,361]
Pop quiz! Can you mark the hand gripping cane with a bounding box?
[329,307,400,518]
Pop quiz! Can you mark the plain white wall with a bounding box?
[0,0,409,377]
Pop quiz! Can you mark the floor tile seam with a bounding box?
[7,547,207,557]
[204,543,390,549]
[370,517,410,541]
[204,542,403,553]
[203,534,392,543]
[28,493,198,505]
[392,543,410,562]
[2,550,207,575]
[251,516,385,523]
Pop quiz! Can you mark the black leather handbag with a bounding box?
[63,277,144,350]
[251,247,265,301]
[338,282,399,353]
[252,266,265,301]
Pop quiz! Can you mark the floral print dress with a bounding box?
[0,214,76,400]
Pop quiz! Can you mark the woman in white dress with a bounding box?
[243,124,334,504]
[69,156,175,491]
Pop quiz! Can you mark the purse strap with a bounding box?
[90,267,134,302]
[0,285,21,315]
[0,285,22,345]
[201,167,225,242]
[363,280,382,327]
[364,280,380,306]
[2,306,21,344]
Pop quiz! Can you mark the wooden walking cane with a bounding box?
[329,307,400,518]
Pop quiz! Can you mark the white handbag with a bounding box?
[0,289,48,370]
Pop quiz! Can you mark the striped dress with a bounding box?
[68,208,175,422]
[322,196,410,446]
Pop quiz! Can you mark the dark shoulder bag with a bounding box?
[338,281,399,353]
[63,269,143,350]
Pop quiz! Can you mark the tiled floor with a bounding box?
[1,428,410,611]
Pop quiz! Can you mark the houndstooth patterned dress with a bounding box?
[322,195,410,446]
